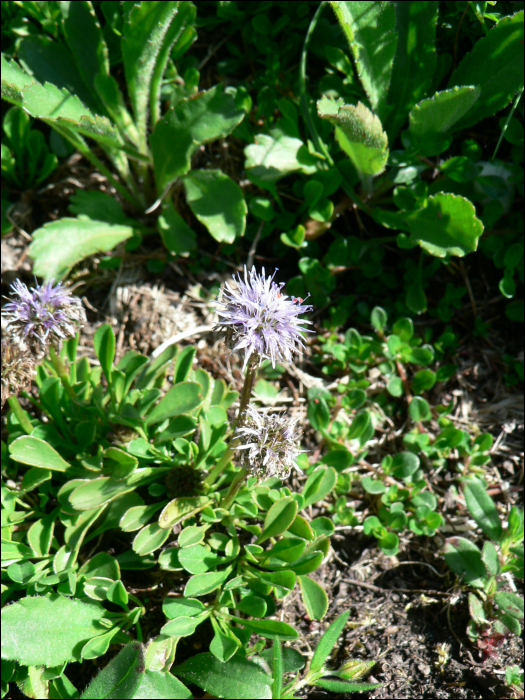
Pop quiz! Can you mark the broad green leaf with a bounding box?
[272,639,283,700]
[229,616,299,641]
[158,203,197,256]
[178,545,229,574]
[403,193,483,258]
[145,382,203,425]
[135,670,192,699]
[310,611,350,673]
[18,35,98,111]
[494,591,524,620]
[288,551,324,576]
[462,478,502,541]
[81,642,144,699]
[184,569,232,597]
[347,411,371,440]
[68,478,133,510]
[159,497,211,529]
[163,597,204,619]
[1,593,105,666]
[257,497,298,544]
[121,1,181,143]
[237,594,267,618]
[151,85,245,192]
[317,97,389,180]
[161,615,204,637]
[174,653,272,700]
[385,1,438,139]
[330,1,397,117]
[265,539,306,564]
[251,568,296,591]
[301,467,337,508]
[244,129,317,188]
[298,575,328,620]
[28,217,133,280]
[1,56,122,148]
[408,87,480,156]
[482,541,500,576]
[183,170,246,244]
[9,437,70,472]
[448,11,524,131]
[61,1,109,105]
[132,523,170,556]
[444,537,486,587]
[93,324,115,383]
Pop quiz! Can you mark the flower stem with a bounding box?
[48,345,77,401]
[204,363,258,489]
[220,467,248,510]
[7,395,33,434]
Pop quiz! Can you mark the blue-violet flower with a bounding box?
[3,279,85,350]
[215,265,312,370]
[235,405,304,480]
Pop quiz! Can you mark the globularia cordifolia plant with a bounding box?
[1,270,378,698]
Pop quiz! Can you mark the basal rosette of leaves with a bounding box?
[1,1,250,280]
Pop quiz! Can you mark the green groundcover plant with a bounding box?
[1,273,380,698]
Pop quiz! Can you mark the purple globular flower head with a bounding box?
[235,405,305,480]
[215,265,313,371]
[3,279,85,351]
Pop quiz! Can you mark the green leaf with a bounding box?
[288,551,324,576]
[494,591,524,620]
[135,670,192,699]
[17,34,98,111]
[298,575,328,620]
[391,452,420,479]
[81,642,145,699]
[347,410,371,440]
[145,382,203,425]
[229,616,299,641]
[121,1,181,142]
[61,1,109,106]
[462,478,502,541]
[403,193,483,258]
[183,170,246,244]
[310,611,350,673]
[178,545,228,574]
[301,467,337,509]
[209,623,240,663]
[184,569,232,597]
[27,217,133,281]
[151,84,245,191]
[1,593,105,666]
[409,397,431,422]
[481,541,500,576]
[93,324,115,383]
[317,97,389,179]
[244,129,317,188]
[370,306,387,332]
[330,1,397,117]
[411,369,436,394]
[161,615,204,637]
[9,437,70,472]
[257,497,298,544]
[163,597,204,619]
[385,1,438,139]
[444,537,487,587]
[272,639,283,700]
[407,87,480,156]
[159,496,211,529]
[448,11,524,131]
[158,203,197,256]
[387,376,403,397]
[1,56,122,149]
[237,594,267,618]
[174,653,272,700]
[314,678,379,693]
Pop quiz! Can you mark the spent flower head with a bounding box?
[3,279,84,351]
[215,265,312,370]
[235,405,304,480]
[1,339,35,407]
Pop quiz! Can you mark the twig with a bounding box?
[151,325,214,358]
